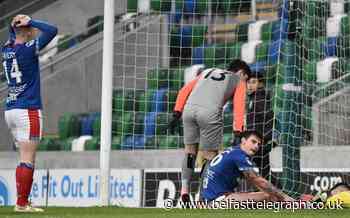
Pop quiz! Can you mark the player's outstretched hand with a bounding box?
[168,111,182,134]
[300,194,314,202]
[283,194,296,202]
[12,14,31,27]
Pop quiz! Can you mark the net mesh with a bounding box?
[276,0,350,197]
[24,0,349,206]
[115,0,350,204]
[113,0,281,150]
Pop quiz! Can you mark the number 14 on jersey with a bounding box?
[3,58,23,84]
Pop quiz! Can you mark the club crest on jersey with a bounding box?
[245,157,253,166]
[25,40,35,47]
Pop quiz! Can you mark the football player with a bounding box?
[2,14,57,212]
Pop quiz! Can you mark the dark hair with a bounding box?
[227,59,252,77]
[241,130,263,142]
[248,71,264,81]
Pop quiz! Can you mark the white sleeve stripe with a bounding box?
[35,39,39,55]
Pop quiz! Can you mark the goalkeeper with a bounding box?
[168,59,253,203]
[305,182,350,208]
[200,130,295,203]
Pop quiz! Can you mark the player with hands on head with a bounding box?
[200,130,295,204]
[170,59,253,204]
[2,14,57,213]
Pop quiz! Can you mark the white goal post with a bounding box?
[100,0,115,206]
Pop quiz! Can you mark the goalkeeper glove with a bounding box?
[319,191,329,202]
[264,140,278,153]
[232,131,242,146]
[168,111,182,134]
[312,191,328,203]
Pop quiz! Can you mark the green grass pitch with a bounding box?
[0,207,350,218]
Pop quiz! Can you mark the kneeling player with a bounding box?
[200,130,294,204]
[169,59,252,203]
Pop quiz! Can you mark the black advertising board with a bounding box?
[143,169,350,207]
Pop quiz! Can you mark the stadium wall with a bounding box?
[0,147,349,169]
[30,0,126,36]
[1,147,349,207]
[0,167,348,207]
[0,0,127,43]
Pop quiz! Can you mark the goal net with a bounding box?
[112,0,350,206]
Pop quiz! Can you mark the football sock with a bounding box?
[16,162,34,206]
[181,153,196,195]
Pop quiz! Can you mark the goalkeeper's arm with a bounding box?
[173,76,199,113]
[308,182,350,207]
[168,76,200,133]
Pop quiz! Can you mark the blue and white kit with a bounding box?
[200,146,256,201]
[2,19,57,143]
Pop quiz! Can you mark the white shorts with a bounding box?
[5,109,43,146]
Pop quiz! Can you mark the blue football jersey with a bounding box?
[2,20,57,110]
[201,146,255,201]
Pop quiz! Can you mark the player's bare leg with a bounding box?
[19,141,37,163]
[195,151,205,169]
[14,141,44,213]
[201,150,217,162]
[181,144,198,204]
[199,150,218,179]
[196,149,218,202]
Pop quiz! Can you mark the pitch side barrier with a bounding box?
[0,167,349,207]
